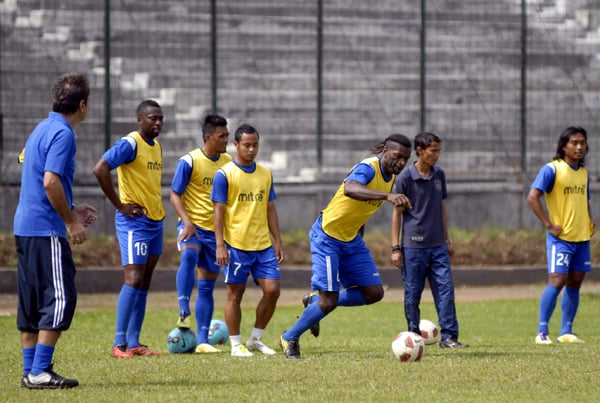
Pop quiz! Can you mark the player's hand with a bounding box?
[177,222,199,243]
[391,250,402,268]
[388,193,412,209]
[447,243,455,258]
[274,241,286,264]
[547,223,562,238]
[67,221,87,245]
[73,203,98,227]
[120,204,145,218]
[215,244,229,266]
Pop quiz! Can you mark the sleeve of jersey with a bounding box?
[45,129,75,176]
[210,170,229,204]
[268,175,276,201]
[170,155,192,194]
[102,137,137,169]
[531,163,555,193]
[344,163,375,186]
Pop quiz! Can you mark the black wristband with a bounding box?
[391,245,401,252]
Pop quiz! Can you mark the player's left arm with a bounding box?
[441,200,454,258]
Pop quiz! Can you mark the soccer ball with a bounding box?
[208,319,229,345]
[419,319,440,345]
[167,327,197,353]
[391,331,425,362]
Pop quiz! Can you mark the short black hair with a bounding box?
[136,99,161,116]
[202,114,228,141]
[234,123,259,142]
[414,132,441,151]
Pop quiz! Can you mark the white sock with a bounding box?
[230,335,242,346]
[250,327,265,342]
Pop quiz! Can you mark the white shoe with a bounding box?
[231,343,254,357]
[246,339,276,355]
[535,333,553,345]
[557,333,584,343]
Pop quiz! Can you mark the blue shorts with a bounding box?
[546,234,591,274]
[309,219,381,292]
[16,236,77,332]
[223,246,280,285]
[176,222,220,274]
[116,213,163,266]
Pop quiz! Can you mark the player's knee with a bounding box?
[180,247,198,268]
[318,295,338,314]
[364,286,384,304]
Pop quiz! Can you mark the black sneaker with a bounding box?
[280,333,302,359]
[439,338,468,349]
[21,376,29,388]
[24,365,79,389]
[301,291,320,338]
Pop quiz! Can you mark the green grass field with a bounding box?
[1,292,599,402]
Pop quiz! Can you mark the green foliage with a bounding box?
[1,227,599,268]
[2,294,599,401]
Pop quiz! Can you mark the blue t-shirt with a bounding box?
[211,161,276,204]
[395,163,447,248]
[14,112,77,237]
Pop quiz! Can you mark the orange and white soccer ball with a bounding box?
[419,319,440,345]
[391,331,425,362]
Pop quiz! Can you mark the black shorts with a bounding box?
[16,235,77,332]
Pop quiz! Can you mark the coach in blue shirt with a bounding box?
[14,73,97,389]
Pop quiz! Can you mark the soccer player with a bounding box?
[93,99,165,358]
[391,132,466,349]
[170,114,231,353]
[211,123,285,357]
[527,126,594,345]
[15,73,96,389]
[280,134,412,359]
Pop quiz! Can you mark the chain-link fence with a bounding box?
[1,0,599,186]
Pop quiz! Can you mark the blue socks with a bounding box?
[176,248,198,315]
[559,287,580,336]
[30,343,54,376]
[127,289,148,348]
[284,302,327,341]
[195,279,216,344]
[537,285,560,335]
[337,288,367,307]
[114,284,137,346]
[22,346,35,377]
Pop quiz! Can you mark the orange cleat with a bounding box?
[129,345,160,356]
[111,344,134,358]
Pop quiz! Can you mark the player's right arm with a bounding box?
[390,206,403,268]
[44,171,86,245]
[527,164,562,237]
[92,139,141,218]
[170,157,198,242]
[211,170,229,265]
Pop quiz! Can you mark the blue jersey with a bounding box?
[395,163,447,248]
[14,112,77,237]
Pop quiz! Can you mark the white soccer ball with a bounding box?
[391,331,425,362]
[419,319,440,345]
